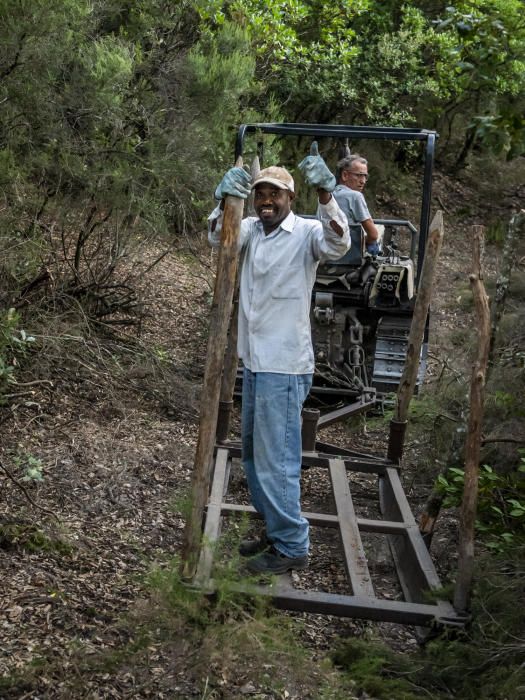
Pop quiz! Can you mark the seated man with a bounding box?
[332,154,381,255]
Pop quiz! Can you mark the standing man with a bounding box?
[208,143,350,574]
[333,154,381,255]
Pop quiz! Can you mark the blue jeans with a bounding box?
[241,368,312,558]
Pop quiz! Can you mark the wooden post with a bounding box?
[387,210,444,462]
[181,161,244,578]
[216,157,260,443]
[216,297,239,443]
[488,210,525,370]
[454,225,490,613]
[418,486,445,547]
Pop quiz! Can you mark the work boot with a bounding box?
[238,534,271,557]
[245,546,308,574]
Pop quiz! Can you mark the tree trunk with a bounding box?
[453,225,491,613]
[453,124,477,173]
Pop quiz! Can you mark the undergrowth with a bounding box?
[436,454,525,552]
[143,528,343,699]
[332,548,525,700]
[0,521,73,555]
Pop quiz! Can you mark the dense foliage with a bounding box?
[3,0,522,328]
[0,0,276,329]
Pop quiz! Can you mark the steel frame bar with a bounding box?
[194,448,230,586]
[194,445,463,627]
[317,394,377,428]
[209,579,457,626]
[329,459,374,597]
[221,440,392,473]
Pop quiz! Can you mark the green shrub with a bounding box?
[0,308,35,397]
[436,454,525,552]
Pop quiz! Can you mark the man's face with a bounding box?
[254,184,294,233]
[341,162,369,192]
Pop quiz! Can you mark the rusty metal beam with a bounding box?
[303,452,390,474]
[311,441,391,463]
[329,459,374,597]
[379,467,449,606]
[317,393,377,429]
[207,577,459,626]
[219,440,392,473]
[219,502,409,534]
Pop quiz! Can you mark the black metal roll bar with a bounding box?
[234,123,438,285]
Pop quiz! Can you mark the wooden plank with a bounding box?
[329,459,375,597]
[194,448,230,586]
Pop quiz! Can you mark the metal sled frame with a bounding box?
[193,440,464,628]
[191,123,464,627]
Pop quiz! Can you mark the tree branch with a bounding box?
[0,459,59,521]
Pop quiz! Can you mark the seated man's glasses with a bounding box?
[347,171,369,181]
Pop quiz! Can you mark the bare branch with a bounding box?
[0,458,60,521]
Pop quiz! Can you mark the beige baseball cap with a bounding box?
[252,166,295,193]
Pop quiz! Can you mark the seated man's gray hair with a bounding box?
[336,154,368,181]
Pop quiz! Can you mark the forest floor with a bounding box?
[0,160,523,699]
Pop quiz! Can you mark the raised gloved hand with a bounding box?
[298,141,336,192]
[214,167,252,200]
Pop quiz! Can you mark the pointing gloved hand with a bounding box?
[214,167,252,200]
[298,141,336,192]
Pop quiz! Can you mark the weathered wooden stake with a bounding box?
[216,157,260,443]
[387,210,444,462]
[454,225,490,613]
[488,209,525,370]
[216,297,239,443]
[418,481,447,547]
[181,161,244,578]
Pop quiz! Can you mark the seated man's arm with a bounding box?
[361,217,379,245]
[352,192,380,253]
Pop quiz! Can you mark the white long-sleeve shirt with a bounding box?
[208,198,350,374]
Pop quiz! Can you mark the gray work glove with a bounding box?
[298,141,336,192]
[214,167,252,200]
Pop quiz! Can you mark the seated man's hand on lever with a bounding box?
[214,167,252,200]
[298,141,336,193]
